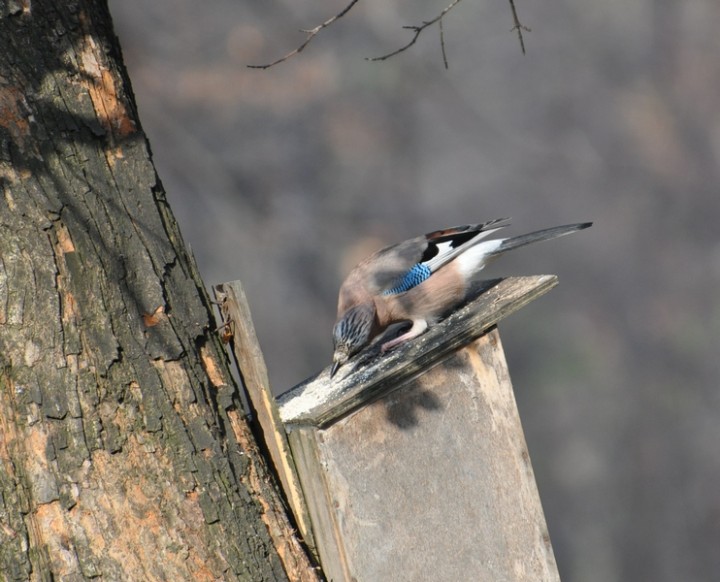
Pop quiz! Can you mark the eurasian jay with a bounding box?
[330,218,592,377]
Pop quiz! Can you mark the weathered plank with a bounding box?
[214,282,315,551]
[285,328,561,582]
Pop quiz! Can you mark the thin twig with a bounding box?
[507,0,530,55]
[439,18,449,69]
[248,0,361,69]
[367,0,463,62]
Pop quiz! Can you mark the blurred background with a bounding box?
[108,1,719,580]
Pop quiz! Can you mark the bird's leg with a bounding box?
[380,319,428,352]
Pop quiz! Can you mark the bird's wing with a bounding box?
[337,219,510,313]
[370,218,510,296]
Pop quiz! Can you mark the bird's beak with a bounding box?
[330,351,347,378]
[330,360,341,378]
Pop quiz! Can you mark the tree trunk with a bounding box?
[0,2,299,580]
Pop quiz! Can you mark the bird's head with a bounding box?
[331,303,377,378]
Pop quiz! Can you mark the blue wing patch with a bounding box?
[382,263,432,295]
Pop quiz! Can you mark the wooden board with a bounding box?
[286,329,560,581]
[214,281,314,549]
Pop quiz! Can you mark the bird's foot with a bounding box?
[380,319,428,352]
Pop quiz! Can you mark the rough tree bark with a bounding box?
[0,2,308,580]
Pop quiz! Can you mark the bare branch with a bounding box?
[507,0,531,55]
[439,18,449,69]
[367,0,463,63]
[248,0,361,69]
[368,0,529,64]
[249,0,529,70]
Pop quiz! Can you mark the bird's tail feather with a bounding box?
[493,222,592,256]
